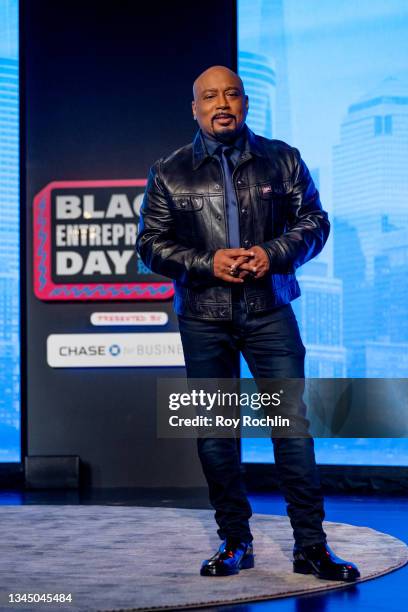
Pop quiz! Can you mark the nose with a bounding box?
[215,93,230,109]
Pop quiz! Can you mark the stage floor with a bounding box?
[0,489,407,612]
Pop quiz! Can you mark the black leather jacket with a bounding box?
[136,127,330,320]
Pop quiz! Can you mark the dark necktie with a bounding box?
[219,145,240,248]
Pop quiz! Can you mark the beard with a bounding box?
[212,119,244,144]
[213,128,237,143]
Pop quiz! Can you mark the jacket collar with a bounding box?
[192,125,263,170]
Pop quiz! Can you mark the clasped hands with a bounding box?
[213,247,270,283]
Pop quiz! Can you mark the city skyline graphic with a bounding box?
[238,0,408,465]
[0,0,19,462]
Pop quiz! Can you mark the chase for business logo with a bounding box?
[33,180,174,301]
[47,333,184,368]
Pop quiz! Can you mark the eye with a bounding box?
[204,94,215,99]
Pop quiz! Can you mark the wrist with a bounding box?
[257,245,272,272]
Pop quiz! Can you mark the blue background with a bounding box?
[238,0,408,465]
[0,0,19,463]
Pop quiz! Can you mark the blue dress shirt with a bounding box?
[201,127,247,248]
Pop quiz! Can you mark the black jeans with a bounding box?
[177,290,327,547]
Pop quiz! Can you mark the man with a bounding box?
[136,66,360,581]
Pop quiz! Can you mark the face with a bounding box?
[192,68,248,142]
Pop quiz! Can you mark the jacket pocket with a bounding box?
[172,195,204,211]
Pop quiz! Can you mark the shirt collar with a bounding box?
[192,124,263,170]
[201,125,248,157]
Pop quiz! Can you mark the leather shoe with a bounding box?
[200,539,255,576]
[293,542,360,582]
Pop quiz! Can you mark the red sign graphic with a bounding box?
[33,180,174,301]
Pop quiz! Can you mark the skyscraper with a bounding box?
[239,51,276,138]
[258,0,292,142]
[333,76,408,282]
[294,263,346,378]
[333,76,408,375]
[238,0,291,142]
[374,228,408,342]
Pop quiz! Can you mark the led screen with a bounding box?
[0,0,19,462]
[238,0,408,465]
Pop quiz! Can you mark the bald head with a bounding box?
[192,65,248,143]
[193,65,245,100]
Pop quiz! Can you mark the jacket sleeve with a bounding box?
[136,160,215,287]
[260,148,330,274]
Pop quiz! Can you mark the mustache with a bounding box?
[212,113,235,120]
